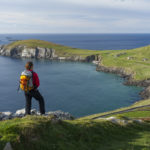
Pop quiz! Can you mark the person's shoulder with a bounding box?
[21,70,31,75]
[32,71,38,76]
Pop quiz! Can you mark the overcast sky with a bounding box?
[0,0,150,33]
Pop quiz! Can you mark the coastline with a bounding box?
[96,65,150,100]
[0,39,150,118]
[0,52,148,112]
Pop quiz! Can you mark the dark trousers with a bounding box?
[24,89,45,115]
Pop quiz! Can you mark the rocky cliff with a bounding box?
[0,45,57,59]
[0,44,101,63]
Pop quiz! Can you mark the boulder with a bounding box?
[0,112,13,120]
[13,108,25,118]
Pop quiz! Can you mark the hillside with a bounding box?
[1,114,150,150]
[2,39,101,58]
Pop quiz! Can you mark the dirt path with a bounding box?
[91,104,150,120]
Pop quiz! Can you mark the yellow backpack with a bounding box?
[20,70,34,91]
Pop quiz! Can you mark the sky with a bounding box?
[0,0,150,33]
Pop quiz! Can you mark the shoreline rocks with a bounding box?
[0,108,74,121]
[96,65,150,99]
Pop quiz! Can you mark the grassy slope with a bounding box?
[79,99,150,120]
[1,116,150,150]
[100,46,150,80]
[6,39,150,80]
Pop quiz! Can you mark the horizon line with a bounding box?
[0,33,150,34]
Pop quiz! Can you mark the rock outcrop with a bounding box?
[140,86,150,99]
[0,45,57,59]
[0,108,74,121]
[96,65,132,79]
[0,45,101,63]
[98,116,143,126]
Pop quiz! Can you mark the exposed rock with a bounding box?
[0,45,102,62]
[140,86,150,99]
[0,45,3,50]
[0,108,74,121]
[58,57,66,60]
[106,117,129,125]
[15,108,25,116]
[127,56,135,60]
[124,79,150,87]
[92,60,99,65]
[96,66,150,88]
[114,52,127,57]
[85,54,101,62]
[3,142,13,150]
[46,110,74,120]
[21,47,35,58]
[142,58,148,61]
[0,112,13,120]
[0,45,57,59]
[99,116,143,126]
[96,65,132,79]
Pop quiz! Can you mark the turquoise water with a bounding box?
[0,56,142,117]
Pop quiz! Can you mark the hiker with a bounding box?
[20,61,45,115]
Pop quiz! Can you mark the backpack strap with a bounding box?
[30,71,36,90]
[17,73,22,92]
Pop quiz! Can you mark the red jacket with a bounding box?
[29,70,40,88]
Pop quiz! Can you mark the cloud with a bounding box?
[0,0,150,33]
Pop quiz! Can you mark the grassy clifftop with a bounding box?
[1,115,150,150]
[1,99,150,150]
[5,39,150,80]
[6,39,101,58]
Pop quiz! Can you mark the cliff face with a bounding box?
[0,45,100,63]
[0,45,57,59]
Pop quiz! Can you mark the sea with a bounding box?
[0,33,150,50]
[0,33,148,117]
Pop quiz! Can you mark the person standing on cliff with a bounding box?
[20,61,45,115]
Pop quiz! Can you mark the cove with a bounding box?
[0,56,143,117]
